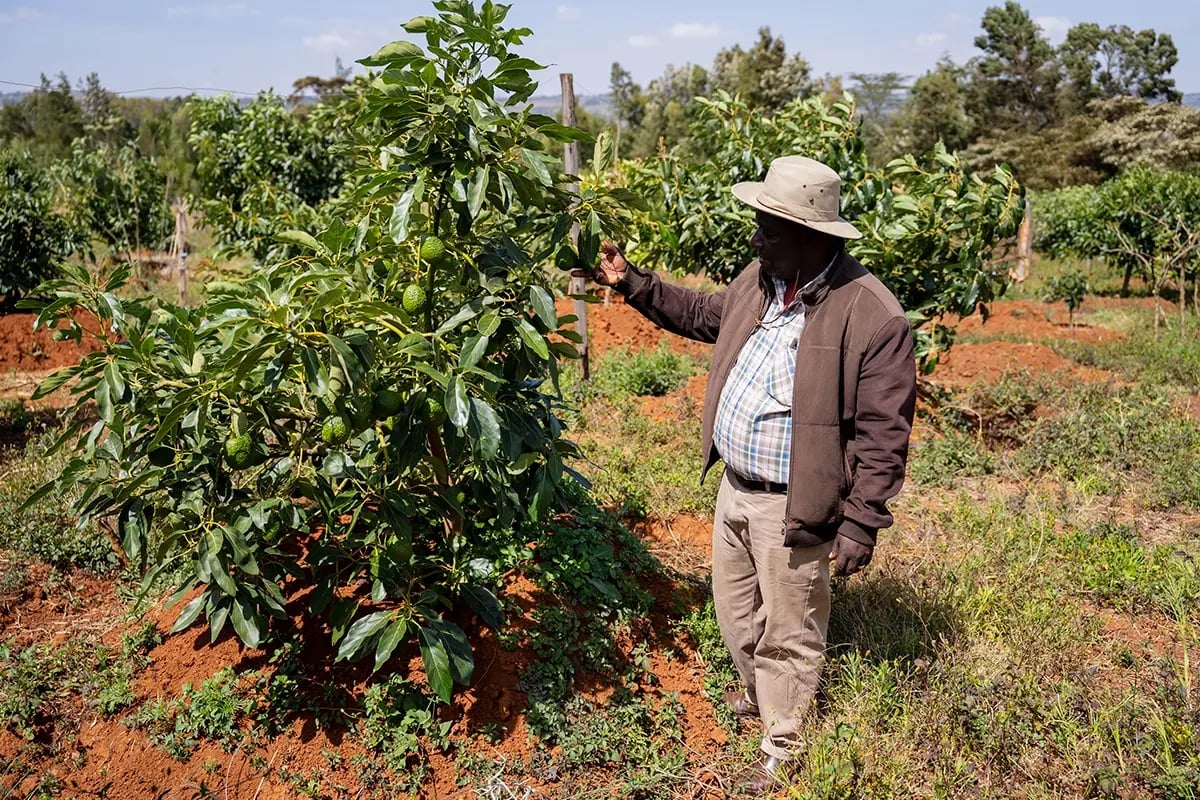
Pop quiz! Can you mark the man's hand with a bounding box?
[830,534,873,577]
[573,241,628,287]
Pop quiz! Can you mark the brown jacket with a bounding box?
[615,250,916,548]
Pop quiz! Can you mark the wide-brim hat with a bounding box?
[731,155,862,240]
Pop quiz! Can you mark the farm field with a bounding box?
[2,289,1198,799]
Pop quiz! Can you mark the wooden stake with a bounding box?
[172,199,189,306]
[561,73,590,381]
[1013,197,1031,283]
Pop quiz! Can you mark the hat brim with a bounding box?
[731,181,863,240]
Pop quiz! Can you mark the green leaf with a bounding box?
[520,149,552,186]
[468,398,500,459]
[436,305,478,334]
[459,334,489,369]
[445,376,470,428]
[467,166,489,219]
[373,618,408,672]
[462,585,503,629]
[430,618,473,684]
[276,230,325,253]
[528,286,556,329]
[515,318,549,360]
[418,626,453,703]
[389,174,425,244]
[359,40,423,67]
[477,311,501,337]
[230,598,265,648]
[171,594,205,633]
[103,360,125,402]
[336,610,391,662]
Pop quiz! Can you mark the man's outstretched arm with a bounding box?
[579,242,726,345]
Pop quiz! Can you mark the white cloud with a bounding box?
[303,33,351,53]
[670,22,720,40]
[627,34,660,48]
[167,3,262,18]
[914,32,948,49]
[555,5,581,21]
[943,13,972,27]
[0,7,44,24]
[1035,15,1071,43]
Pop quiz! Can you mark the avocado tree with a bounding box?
[1035,168,1200,326]
[24,0,630,700]
[52,139,173,262]
[0,148,81,309]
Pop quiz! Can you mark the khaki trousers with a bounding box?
[712,470,833,760]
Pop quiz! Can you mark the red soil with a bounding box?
[0,310,104,373]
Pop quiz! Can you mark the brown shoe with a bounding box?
[735,755,788,796]
[723,690,759,719]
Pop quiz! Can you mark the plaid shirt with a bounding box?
[713,262,835,484]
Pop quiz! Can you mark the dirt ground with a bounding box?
[0,293,1171,798]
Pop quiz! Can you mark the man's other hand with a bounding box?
[830,534,873,577]
[574,241,627,287]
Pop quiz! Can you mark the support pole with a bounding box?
[173,199,189,306]
[561,73,590,381]
[1013,197,1032,283]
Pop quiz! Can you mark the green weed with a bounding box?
[593,341,698,398]
[131,667,252,760]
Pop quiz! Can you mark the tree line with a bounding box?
[608,1,1195,190]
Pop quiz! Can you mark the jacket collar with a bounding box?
[757,248,847,307]
[799,248,848,307]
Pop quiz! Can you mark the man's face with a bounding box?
[751,211,812,282]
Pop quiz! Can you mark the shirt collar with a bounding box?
[771,250,842,310]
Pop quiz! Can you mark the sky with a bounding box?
[0,1,1197,101]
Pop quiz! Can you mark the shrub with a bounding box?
[0,148,80,308]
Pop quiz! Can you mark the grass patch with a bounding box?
[1053,314,1200,393]
[592,341,699,398]
[0,621,159,742]
[0,425,120,574]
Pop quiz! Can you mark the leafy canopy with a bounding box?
[23,0,630,702]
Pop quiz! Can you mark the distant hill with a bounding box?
[1184,93,1200,108]
[527,93,613,119]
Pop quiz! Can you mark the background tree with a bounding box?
[53,139,173,260]
[0,73,85,164]
[1058,23,1181,112]
[709,27,812,112]
[893,60,974,156]
[848,72,909,164]
[0,148,81,308]
[625,63,709,158]
[187,92,353,259]
[968,1,1061,134]
[1088,97,1200,172]
[288,58,354,107]
[609,62,645,132]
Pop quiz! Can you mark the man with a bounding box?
[583,156,916,793]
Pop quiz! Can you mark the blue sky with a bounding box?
[1,1,1197,100]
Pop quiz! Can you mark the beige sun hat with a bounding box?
[731,155,862,240]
